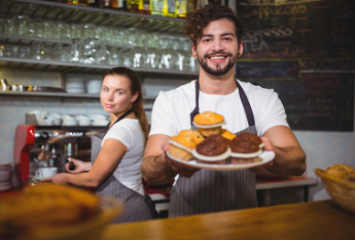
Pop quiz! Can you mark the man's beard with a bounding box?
[197,52,236,76]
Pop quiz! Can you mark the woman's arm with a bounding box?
[43,138,127,187]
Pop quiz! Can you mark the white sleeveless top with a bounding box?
[102,119,145,195]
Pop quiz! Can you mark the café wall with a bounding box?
[0,68,354,201]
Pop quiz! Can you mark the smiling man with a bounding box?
[142,4,306,217]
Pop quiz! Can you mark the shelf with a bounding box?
[0,0,184,34]
[0,90,157,101]
[34,125,105,131]
[0,57,199,76]
[0,35,132,50]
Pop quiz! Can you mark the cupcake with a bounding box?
[236,132,264,149]
[168,135,197,161]
[221,129,236,140]
[193,111,225,137]
[230,137,262,164]
[179,129,205,144]
[193,135,231,164]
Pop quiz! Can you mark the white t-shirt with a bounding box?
[149,80,289,137]
[102,119,145,195]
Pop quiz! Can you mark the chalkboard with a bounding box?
[237,0,355,131]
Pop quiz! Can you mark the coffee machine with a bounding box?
[14,124,93,186]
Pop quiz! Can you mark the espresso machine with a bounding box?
[14,124,93,186]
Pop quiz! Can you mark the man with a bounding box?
[142,4,306,217]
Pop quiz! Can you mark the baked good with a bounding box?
[194,135,230,164]
[325,164,355,181]
[230,137,262,164]
[179,129,205,144]
[193,111,225,137]
[221,129,236,140]
[236,132,263,147]
[168,134,196,161]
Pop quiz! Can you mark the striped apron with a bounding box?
[169,80,258,217]
[91,110,152,224]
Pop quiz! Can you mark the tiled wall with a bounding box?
[1,68,354,201]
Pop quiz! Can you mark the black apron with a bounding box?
[169,79,258,217]
[91,109,153,223]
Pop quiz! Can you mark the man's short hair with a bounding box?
[183,4,244,46]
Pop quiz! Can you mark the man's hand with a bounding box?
[249,136,274,172]
[162,142,199,178]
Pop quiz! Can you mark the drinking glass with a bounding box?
[96,45,109,65]
[70,24,82,39]
[82,38,96,64]
[94,26,107,44]
[58,23,71,40]
[35,21,44,38]
[13,15,30,36]
[53,44,70,62]
[125,28,138,48]
[43,22,55,39]
[16,46,31,58]
[82,23,95,41]
[108,47,122,66]
[3,45,14,58]
[31,42,45,60]
[70,38,81,63]
[3,18,15,36]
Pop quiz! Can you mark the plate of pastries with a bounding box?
[0,184,123,240]
[166,111,275,171]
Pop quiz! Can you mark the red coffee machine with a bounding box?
[14,125,35,186]
[14,124,92,186]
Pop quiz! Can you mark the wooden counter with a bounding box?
[101,200,355,240]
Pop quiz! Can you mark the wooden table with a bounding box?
[101,200,355,240]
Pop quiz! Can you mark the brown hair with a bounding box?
[103,67,149,142]
[183,4,244,46]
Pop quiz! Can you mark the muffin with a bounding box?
[221,129,236,140]
[168,134,197,161]
[179,129,205,144]
[236,132,264,148]
[230,137,262,164]
[193,135,231,164]
[193,111,225,137]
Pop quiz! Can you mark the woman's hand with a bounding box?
[41,173,69,184]
[65,158,92,174]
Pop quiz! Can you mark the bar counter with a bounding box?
[101,200,355,240]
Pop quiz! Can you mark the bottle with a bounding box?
[151,0,164,15]
[139,0,152,14]
[187,0,195,13]
[175,0,187,18]
[87,0,100,7]
[163,0,177,18]
[101,0,111,7]
[112,0,127,10]
[128,0,139,12]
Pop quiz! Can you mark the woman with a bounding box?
[42,67,153,223]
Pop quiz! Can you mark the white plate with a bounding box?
[167,150,275,171]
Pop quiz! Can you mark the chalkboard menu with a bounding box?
[237,0,355,131]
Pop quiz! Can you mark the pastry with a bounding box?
[193,135,231,164]
[179,129,205,144]
[221,129,236,140]
[230,137,262,164]
[193,111,225,137]
[236,132,263,148]
[168,134,197,161]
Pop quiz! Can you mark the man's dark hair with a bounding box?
[183,4,244,46]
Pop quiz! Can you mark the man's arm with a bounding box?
[142,134,199,185]
[261,125,306,177]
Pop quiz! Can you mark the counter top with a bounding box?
[101,200,355,240]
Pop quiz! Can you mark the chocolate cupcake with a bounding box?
[230,137,262,164]
[193,135,231,164]
[236,132,264,149]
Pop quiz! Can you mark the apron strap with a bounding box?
[235,80,255,127]
[189,79,200,126]
[103,108,134,137]
[189,78,256,128]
